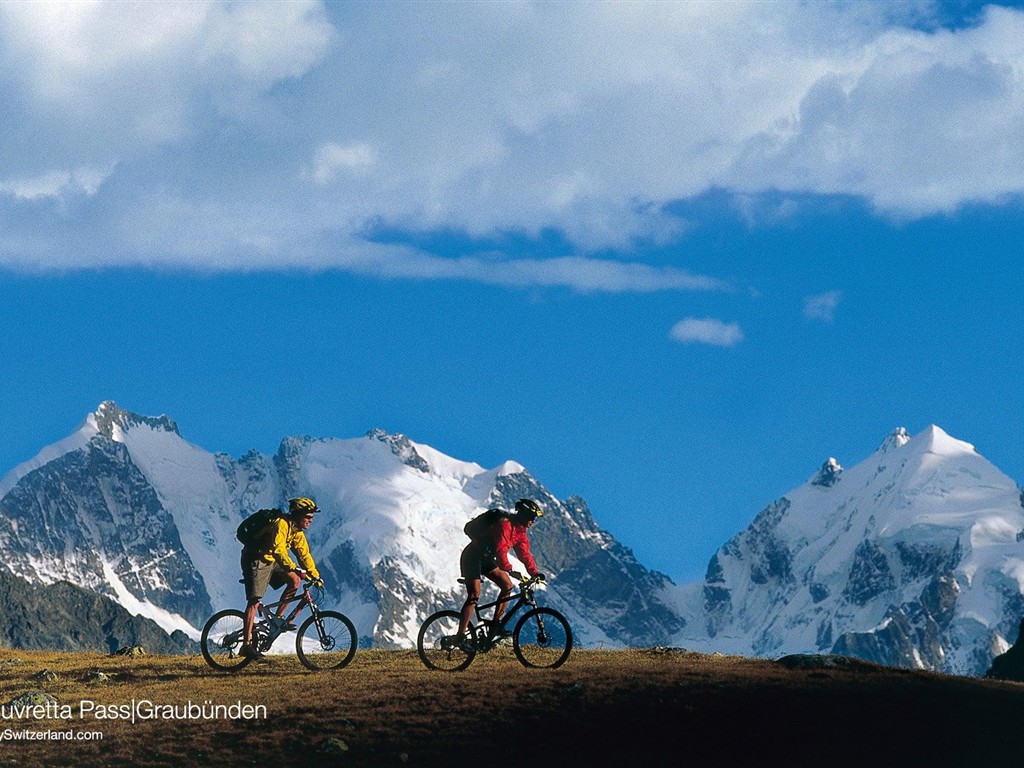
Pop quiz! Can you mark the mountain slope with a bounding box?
[674,425,1024,675]
[0,402,682,649]
[0,569,195,653]
[5,404,1024,675]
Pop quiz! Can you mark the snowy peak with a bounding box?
[364,428,528,487]
[91,401,180,440]
[878,426,911,453]
[810,458,843,487]
[910,424,977,458]
[682,423,1024,675]
[365,429,430,473]
[0,403,160,498]
[494,460,527,477]
[873,424,974,464]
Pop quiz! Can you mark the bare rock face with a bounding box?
[0,569,195,654]
[986,619,1024,681]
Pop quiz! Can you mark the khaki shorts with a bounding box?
[241,552,290,602]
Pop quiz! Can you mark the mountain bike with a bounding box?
[200,582,357,672]
[417,574,572,671]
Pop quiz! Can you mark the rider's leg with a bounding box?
[486,568,514,625]
[241,554,271,648]
[457,544,485,638]
[459,579,482,637]
[277,569,303,618]
[243,599,260,645]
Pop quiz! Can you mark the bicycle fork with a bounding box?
[535,614,550,645]
[308,611,335,651]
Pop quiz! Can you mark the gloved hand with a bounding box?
[508,570,525,582]
[534,573,546,583]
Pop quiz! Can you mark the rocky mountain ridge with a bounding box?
[2,404,1023,676]
[0,402,681,650]
[0,568,195,654]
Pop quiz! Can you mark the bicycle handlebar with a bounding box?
[517,574,546,590]
[456,574,547,588]
[300,581,325,606]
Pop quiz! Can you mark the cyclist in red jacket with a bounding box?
[456,498,546,648]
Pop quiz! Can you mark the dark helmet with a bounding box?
[514,498,543,521]
[289,497,320,516]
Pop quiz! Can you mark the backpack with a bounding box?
[236,508,282,546]
[464,508,508,544]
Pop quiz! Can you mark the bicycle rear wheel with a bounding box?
[296,610,357,671]
[201,609,252,672]
[417,610,475,671]
[513,607,572,669]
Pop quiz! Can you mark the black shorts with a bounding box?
[460,543,498,581]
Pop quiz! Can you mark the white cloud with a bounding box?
[361,251,731,293]
[0,164,115,201]
[0,1,334,147]
[669,318,745,348]
[729,7,1024,216]
[2,1,1024,280]
[313,142,378,184]
[804,290,843,322]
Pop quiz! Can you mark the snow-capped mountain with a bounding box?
[672,425,1024,675]
[4,404,1022,675]
[0,402,681,648]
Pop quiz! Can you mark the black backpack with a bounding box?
[236,508,282,546]
[464,508,508,544]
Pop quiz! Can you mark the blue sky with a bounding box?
[1,1,1024,583]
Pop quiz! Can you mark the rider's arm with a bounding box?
[512,533,539,578]
[495,521,539,578]
[289,531,321,581]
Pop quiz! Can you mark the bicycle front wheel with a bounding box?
[513,607,572,669]
[296,610,357,671]
[201,609,252,672]
[417,610,475,671]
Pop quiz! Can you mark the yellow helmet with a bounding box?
[289,497,320,516]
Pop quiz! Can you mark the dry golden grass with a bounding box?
[0,647,1021,767]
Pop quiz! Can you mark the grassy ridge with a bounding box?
[0,649,1022,767]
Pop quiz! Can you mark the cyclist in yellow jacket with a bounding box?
[241,497,324,658]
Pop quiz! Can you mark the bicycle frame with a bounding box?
[417,573,571,670]
[260,586,314,623]
[467,578,540,649]
[202,581,357,672]
[252,584,318,647]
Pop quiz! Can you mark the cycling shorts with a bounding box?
[460,542,499,581]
